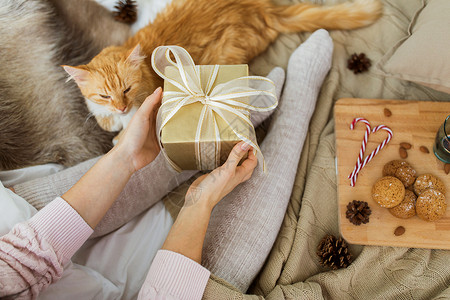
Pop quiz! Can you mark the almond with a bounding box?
[394,226,405,236]
[384,108,392,117]
[419,146,430,154]
[399,147,408,159]
[445,164,450,175]
[400,142,412,150]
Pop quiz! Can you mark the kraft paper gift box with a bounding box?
[152,45,277,172]
[161,64,251,170]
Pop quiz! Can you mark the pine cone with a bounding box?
[347,53,371,74]
[113,0,138,24]
[346,200,371,225]
[317,235,353,270]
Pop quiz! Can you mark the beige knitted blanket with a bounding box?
[167,0,450,298]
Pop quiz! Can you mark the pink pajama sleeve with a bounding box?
[0,197,210,300]
[0,198,93,299]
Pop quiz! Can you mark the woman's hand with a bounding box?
[114,87,162,172]
[185,141,258,210]
[62,88,162,229]
[162,141,257,263]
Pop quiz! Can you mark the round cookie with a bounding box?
[382,160,408,177]
[413,174,446,195]
[416,188,447,222]
[394,164,416,188]
[389,190,417,219]
[372,176,405,208]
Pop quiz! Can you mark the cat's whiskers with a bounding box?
[84,111,95,125]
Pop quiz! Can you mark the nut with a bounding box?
[400,142,412,149]
[394,226,405,236]
[384,108,392,117]
[419,146,430,154]
[399,147,408,159]
[445,163,450,175]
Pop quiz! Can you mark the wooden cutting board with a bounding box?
[335,98,450,250]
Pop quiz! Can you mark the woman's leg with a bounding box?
[201,29,334,292]
[13,68,285,238]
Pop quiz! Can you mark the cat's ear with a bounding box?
[126,44,146,68]
[62,65,90,87]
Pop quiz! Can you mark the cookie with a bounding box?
[382,160,408,177]
[388,189,417,219]
[416,188,447,222]
[372,176,405,208]
[413,174,446,195]
[394,164,416,188]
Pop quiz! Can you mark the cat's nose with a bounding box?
[117,106,127,113]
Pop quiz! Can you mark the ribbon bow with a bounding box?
[151,45,278,172]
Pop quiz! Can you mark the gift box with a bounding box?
[161,64,250,170]
[151,46,277,172]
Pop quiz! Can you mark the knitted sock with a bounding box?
[251,67,285,127]
[13,67,285,238]
[201,29,333,292]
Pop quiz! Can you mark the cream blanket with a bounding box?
[201,0,450,298]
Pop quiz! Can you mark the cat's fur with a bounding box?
[64,0,382,135]
[0,0,130,170]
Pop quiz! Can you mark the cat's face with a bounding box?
[63,45,146,116]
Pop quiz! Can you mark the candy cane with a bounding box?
[348,119,393,187]
[351,118,371,169]
[348,118,372,184]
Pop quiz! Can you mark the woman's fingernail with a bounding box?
[240,142,250,151]
[153,87,162,94]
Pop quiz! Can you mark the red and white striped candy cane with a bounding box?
[348,118,371,185]
[348,119,393,187]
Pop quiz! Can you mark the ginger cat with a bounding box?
[64,0,382,136]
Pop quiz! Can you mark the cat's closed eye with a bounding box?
[100,94,111,99]
[124,87,131,94]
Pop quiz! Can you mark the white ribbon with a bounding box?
[151,45,278,172]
